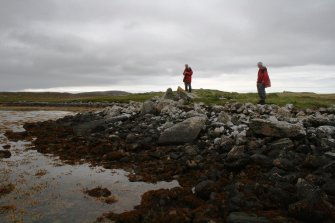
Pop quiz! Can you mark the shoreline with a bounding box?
[0,102,121,112]
[4,91,335,222]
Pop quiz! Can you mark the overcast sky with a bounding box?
[0,0,334,93]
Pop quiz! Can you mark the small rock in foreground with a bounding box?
[0,150,11,159]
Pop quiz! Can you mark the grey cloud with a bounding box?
[0,0,334,92]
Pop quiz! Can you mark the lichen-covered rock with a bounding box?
[158,116,207,144]
[303,116,335,127]
[320,138,335,151]
[217,111,232,124]
[176,86,196,101]
[162,88,175,100]
[156,99,177,113]
[225,146,250,171]
[102,105,123,117]
[276,107,292,121]
[250,119,306,138]
[316,125,335,138]
[141,100,156,115]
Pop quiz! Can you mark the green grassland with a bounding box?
[193,89,335,109]
[0,89,334,109]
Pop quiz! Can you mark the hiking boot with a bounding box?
[258,100,266,105]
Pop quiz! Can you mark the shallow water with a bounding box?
[0,110,179,223]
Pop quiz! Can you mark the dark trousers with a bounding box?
[184,82,192,93]
[257,83,266,102]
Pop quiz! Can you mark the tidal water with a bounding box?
[0,110,179,223]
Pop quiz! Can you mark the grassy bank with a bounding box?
[193,89,335,109]
[1,90,334,109]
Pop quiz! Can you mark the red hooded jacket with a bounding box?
[257,67,271,88]
[183,68,193,83]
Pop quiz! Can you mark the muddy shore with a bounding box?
[4,89,335,222]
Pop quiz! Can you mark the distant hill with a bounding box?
[282,91,316,94]
[75,91,130,97]
[0,91,131,103]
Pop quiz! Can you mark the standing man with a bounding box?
[256,62,271,105]
[183,64,193,93]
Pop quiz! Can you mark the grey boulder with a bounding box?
[250,119,306,138]
[162,88,175,100]
[176,86,196,101]
[158,116,207,144]
[140,100,156,115]
[316,125,335,138]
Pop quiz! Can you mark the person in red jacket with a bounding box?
[256,62,271,105]
[183,64,193,93]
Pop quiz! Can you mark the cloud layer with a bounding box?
[1,0,334,92]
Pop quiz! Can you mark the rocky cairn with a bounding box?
[5,88,335,223]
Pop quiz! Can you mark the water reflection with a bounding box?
[0,111,179,223]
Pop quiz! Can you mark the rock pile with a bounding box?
[6,88,335,222]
